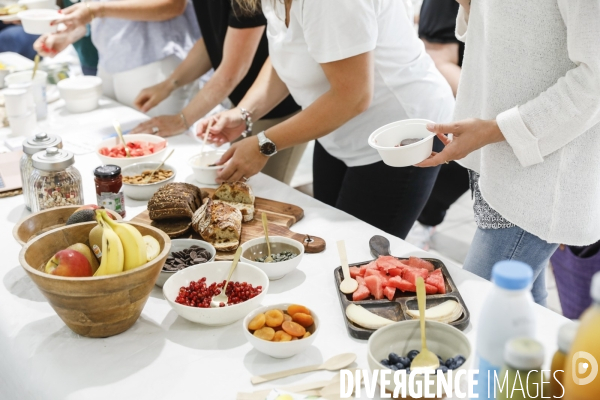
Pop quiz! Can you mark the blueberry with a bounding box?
[381,359,390,367]
[390,364,399,371]
[405,368,411,375]
[407,350,420,361]
[395,362,407,370]
[454,355,466,368]
[445,358,455,368]
[389,352,401,364]
[437,365,449,373]
[399,356,411,367]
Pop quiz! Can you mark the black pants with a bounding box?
[417,161,470,227]
[313,140,442,240]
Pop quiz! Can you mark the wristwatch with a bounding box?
[257,131,278,157]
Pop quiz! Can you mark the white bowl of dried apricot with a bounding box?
[121,162,176,201]
[243,303,319,358]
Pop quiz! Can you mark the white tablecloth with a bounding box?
[0,100,569,400]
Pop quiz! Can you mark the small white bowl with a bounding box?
[57,76,103,113]
[163,261,269,326]
[368,119,436,167]
[97,133,168,168]
[18,9,61,35]
[155,239,216,288]
[243,303,319,358]
[121,162,177,201]
[367,320,472,395]
[241,236,305,281]
[18,0,56,9]
[189,151,225,185]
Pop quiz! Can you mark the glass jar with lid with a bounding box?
[30,147,84,212]
[20,132,62,210]
[94,165,126,217]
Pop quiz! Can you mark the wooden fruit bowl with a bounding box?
[13,205,123,247]
[18,221,171,338]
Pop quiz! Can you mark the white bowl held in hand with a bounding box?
[97,133,168,168]
[243,303,319,358]
[18,9,61,34]
[155,239,216,288]
[368,119,436,167]
[57,76,103,113]
[241,236,305,281]
[367,320,472,395]
[121,162,177,201]
[163,261,269,326]
[189,151,226,185]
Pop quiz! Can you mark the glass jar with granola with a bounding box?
[20,132,62,210]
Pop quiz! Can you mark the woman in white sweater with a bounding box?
[418,0,600,305]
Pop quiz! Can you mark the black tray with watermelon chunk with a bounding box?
[334,235,471,339]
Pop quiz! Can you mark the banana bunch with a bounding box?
[97,210,148,273]
[94,214,125,276]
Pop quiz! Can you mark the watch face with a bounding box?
[261,141,277,155]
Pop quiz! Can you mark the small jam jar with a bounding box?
[94,165,126,217]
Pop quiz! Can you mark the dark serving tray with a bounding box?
[334,235,471,340]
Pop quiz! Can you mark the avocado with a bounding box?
[66,209,97,225]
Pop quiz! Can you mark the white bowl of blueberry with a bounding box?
[367,320,471,394]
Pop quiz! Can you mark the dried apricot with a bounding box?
[282,321,306,337]
[283,314,292,322]
[248,313,266,331]
[265,309,284,327]
[273,330,292,342]
[253,327,275,341]
[292,312,314,328]
[303,331,311,339]
[287,304,311,316]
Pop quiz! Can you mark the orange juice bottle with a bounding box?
[550,322,579,397]
[564,272,600,399]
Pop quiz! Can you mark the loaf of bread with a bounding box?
[212,182,255,222]
[192,198,242,251]
[148,183,205,220]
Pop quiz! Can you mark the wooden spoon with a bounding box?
[210,247,242,308]
[251,353,356,385]
[410,277,440,373]
[261,212,274,263]
[337,240,358,294]
[199,119,213,155]
[113,120,130,158]
[31,54,40,80]
[142,149,174,183]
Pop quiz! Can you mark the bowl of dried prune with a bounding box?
[155,239,216,288]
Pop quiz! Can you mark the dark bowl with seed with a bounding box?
[155,239,216,288]
[240,236,304,281]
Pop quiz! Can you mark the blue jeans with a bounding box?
[463,226,559,306]
[0,22,38,60]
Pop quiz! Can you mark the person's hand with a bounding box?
[214,136,268,183]
[130,115,187,137]
[52,3,92,29]
[134,81,173,113]
[416,119,504,167]
[196,108,246,146]
[33,32,70,58]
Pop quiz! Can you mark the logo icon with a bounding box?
[572,351,599,386]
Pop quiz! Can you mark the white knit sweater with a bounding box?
[454,1,600,245]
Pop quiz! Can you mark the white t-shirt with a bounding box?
[263,0,454,166]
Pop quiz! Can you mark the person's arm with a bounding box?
[211,51,374,183]
[418,0,600,168]
[455,1,470,41]
[131,25,265,136]
[54,0,187,30]
[33,25,87,57]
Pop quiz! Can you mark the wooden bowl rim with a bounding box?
[18,221,171,282]
[12,206,123,247]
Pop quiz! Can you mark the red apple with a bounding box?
[45,249,93,277]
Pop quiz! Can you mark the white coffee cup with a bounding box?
[5,70,48,120]
[3,89,30,117]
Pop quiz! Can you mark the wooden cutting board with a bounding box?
[131,189,326,260]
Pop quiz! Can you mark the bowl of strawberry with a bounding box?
[97,134,168,168]
[162,260,269,326]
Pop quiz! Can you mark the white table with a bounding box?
[0,101,569,400]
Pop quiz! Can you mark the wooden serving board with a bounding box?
[131,189,326,260]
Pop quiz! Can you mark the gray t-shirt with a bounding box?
[91,0,200,74]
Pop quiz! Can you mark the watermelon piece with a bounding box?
[383,286,396,301]
[377,256,410,272]
[349,266,361,278]
[365,269,390,287]
[365,275,384,300]
[359,261,378,276]
[388,267,404,277]
[153,141,167,151]
[425,269,446,294]
[402,267,430,285]
[352,285,371,301]
[424,283,438,294]
[407,256,435,272]
[356,276,365,286]
[388,276,417,292]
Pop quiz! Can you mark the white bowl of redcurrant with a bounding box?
[162,260,269,326]
[367,320,471,395]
